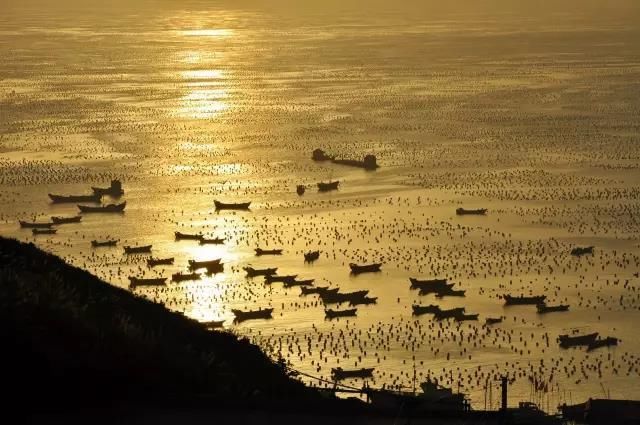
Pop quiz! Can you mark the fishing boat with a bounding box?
[504,294,546,305]
[300,286,331,295]
[536,303,569,314]
[128,277,166,288]
[418,283,456,295]
[51,216,82,224]
[412,304,441,316]
[410,277,450,290]
[232,308,273,322]
[214,200,251,210]
[204,263,224,274]
[19,220,54,229]
[32,228,57,235]
[147,257,174,267]
[455,208,487,215]
[199,237,225,245]
[435,289,466,298]
[49,193,101,204]
[202,320,225,329]
[454,313,479,322]
[571,246,594,256]
[78,202,126,213]
[317,180,339,192]
[325,308,357,319]
[296,185,305,195]
[349,296,377,306]
[331,367,374,380]
[434,308,469,320]
[304,250,320,262]
[92,180,124,197]
[587,337,618,351]
[175,231,203,241]
[171,272,201,282]
[349,263,382,274]
[319,290,369,304]
[283,278,315,288]
[264,274,297,284]
[188,258,221,270]
[91,239,117,248]
[485,317,503,325]
[244,266,277,277]
[255,248,283,256]
[124,245,152,254]
[559,332,599,348]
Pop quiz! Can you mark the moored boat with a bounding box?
[175,231,203,241]
[283,278,315,288]
[319,290,369,304]
[349,296,377,306]
[204,262,224,275]
[78,202,126,213]
[504,294,546,306]
[171,272,201,282]
[418,283,456,295]
[300,286,331,295]
[349,262,381,274]
[435,289,466,298]
[434,308,470,320]
[128,277,166,288]
[32,228,57,235]
[91,239,117,247]
[199,236,225,245]
[453,313,479,322]
[412,304,441,316]
[147,257,174,267]
[536,303,569,314]
[331,367,374,380]
[456,207,487,215]
[317,180,339,192]
[214,200,251,210]
[51,215,82,224]
[325,308,357,319]
[571,246,594,256]
[124,245,152,254]
[304,250,320,262]
[244,266,277,277]
[264,274,297,284]
[92,180,124,197]
[232,308,273,322]
[485,317,503,325]
[188,258,221,270]
[409,278,449,290]
[255,248,283,256]
[19,220,54,229]
[587,336,618,351]
[559,332,599,348]
[49,193,101,204]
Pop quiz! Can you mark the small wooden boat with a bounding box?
[349,263,381,275]
[232,308,273,322]
[172,272,201,282]
[571,246,594,256]
[454,313,479,322]
[124,245,152,254]
[128,277,166,288]
[349,296,377,306]
[587,336,618,351]
[19,220,54,229]
[331,367,373,380]
[456,208,487,215]
[559,332,599,348]
[205,263,224,274]
[434,308,469,321]
[32,228,57,235]
[435,289,466,298]
[409,278,449,290]
[296,185,305,195]
[188,258,221,270]
[199,236,225,245]
[202,320,225,329]
[214,200,251,211]
[175,231,203,241]
[244,266,277,277]
[536,303,569,314]
[255,248,283,256]
[78,202,126,213]
[325,308,357,319]
[283,278,315,288]
[91,239,117,247]
[147,257,174,267]
[317,180,339,192]
[418,283,456,295]
[92,180,124,197]
[300,286,331,295]
[264,274,297,284]
[412,304,442,316]
[304,250,320,263]
[51,216,82,224]
[49,193,101,204]
[485,317,503,325]
[319,290,369,304]
[504,294,546,306]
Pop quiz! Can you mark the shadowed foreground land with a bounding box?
[1,236,502,424]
